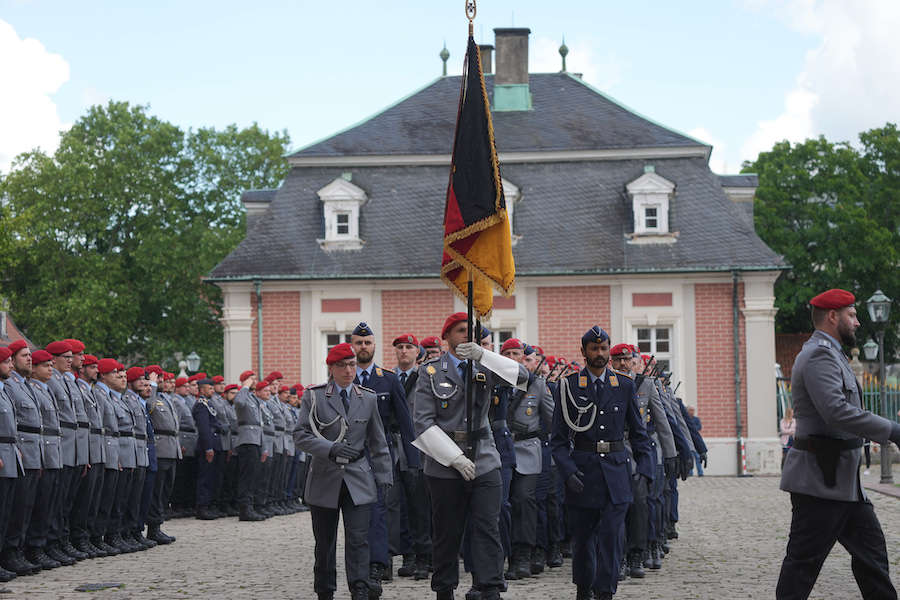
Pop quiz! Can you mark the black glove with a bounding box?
[566,470,585,494]
[679,454,692,481]
[329,442,359,462]
[664,456,679,480]
[701,453,708,469]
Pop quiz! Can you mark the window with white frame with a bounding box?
[316,176,367,250]
[644,206,659,230]
[626,166,674,235]
[335,212,350,236]
[635,326,672,373]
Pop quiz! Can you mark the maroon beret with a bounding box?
[239,370,255,383]
[212,375,225,383]
[97,358,119,374]
[144,365,164,376]
[441,312,468,339]
[7,340,27,356]
[500,338,524,353]
[421,336,442,349]
[175,377,188,387]
[255,380,271,392]
[82,354,98,366]
[326,342,355,365]
[45,340,72,355]
[0,347,11,362]
[279,385,290,393]
[265,371,283,382]
[610,343,632,357]
[126,366,145,382]
[63,339,85,353]
[31,349,53,364]
[810,289,855,310]
[224,384,239,392]
[392,333,419,347]
[163,371,175,380]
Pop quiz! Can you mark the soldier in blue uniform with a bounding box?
[349,322,420,586]
[550,326,653,600]
[192,378,224,520]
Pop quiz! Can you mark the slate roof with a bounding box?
[209,157,785,280]
[717,174,758,188]
[291,73,705,157]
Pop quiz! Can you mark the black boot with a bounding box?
[73,538,99,559]
[651,542,662,569]
[367,564,383,597]
[317,593,334,600]
[61,539,89,560]
[239,505,264,522]
[135,530,157,549]
[594,592,613,600]
[629,549,646,578]
[575,586,593,600]
[196,505,217,520]
[465,585,482,600]
[92,536,117,556]
[530,546,545,575]
[617,555,628,581]
[25,546,61,570]
[382,557,393,582]
[436,590,454,600]
[513,544,531,579]
[666,522,678,539]
[0,565,15,582]
[1,549,37,576]
[147,524,175,545]
[560,540,572,558]
[45,544,76,566]
[353,581,371,600]
[504,553,518,581]
[397,553,416,577]
[414,554,430,580]
[547,542,563,568]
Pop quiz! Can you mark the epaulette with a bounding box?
[355,384,376,394]
[817,339,831,349]
[307,383,327,389]
[612,369,633,380]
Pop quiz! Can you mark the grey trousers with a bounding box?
[309,482,372,595]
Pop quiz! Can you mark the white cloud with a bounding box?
[530,36,626,91]
[688,127,733,174]
[0,19,69,174]
[741,0,900,163]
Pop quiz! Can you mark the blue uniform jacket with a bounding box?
[490,384,516,469]
[356,365,420,469]
[192,399,223,454]
[680,402,708,454]
[551,367,652,507]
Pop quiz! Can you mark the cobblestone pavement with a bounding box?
[6,472,900,599]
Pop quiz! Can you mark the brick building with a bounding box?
[208,28,787,474]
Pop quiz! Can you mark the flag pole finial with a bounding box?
[466,0,476,36]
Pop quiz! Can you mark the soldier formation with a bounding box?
[0,339,308,581]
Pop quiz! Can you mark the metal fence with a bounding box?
[776,373,900,424]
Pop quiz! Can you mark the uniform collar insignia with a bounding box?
[375,367,383,377]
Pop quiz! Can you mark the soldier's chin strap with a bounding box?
[478,348,529,391]
[412,425,463,467]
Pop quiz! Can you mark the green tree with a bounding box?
[0,101,290,374]
[745,124,900,356]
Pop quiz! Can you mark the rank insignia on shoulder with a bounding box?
[818,339,831,348]
[440,400,449,409]
[578,376,588,388]
[610,375,619,387]
[375,367,383,377]
[426,365,436,376]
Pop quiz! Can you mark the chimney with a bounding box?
[492,28,532,111]
[478,44,494,74]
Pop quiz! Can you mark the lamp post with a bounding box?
[866,290,892,484]
[186,351,201,374]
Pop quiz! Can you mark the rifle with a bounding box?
[673,381,682,395]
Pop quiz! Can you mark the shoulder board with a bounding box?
[355,384,376,394]
[424,356,441,364]
[817,339,832,348]
[380,367,394,374]
[307,383,327,389]
[612,369,633,380]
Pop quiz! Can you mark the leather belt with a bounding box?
[179,427,196,433]
[90,427,103,435]
[60,421,77,430]
[0,436,15,444]
[43,427,60,437]
[448,427,489,443]
[119,431,133,438]
[134,433,147,440]
[17,424,42,434]
[491,419,508,431]
[77,421,89,428]
[238,421,260,427]
[275,426,285,432]
[154,429,177,437]
[512,430,543,442]
[573,438,625,453]
[793,437,863,452]
[108,431,120,437]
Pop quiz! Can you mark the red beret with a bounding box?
[255,380,270,392]
[326,342,355,365]
[46,340,72,355]
[82,354,98,366]
[500,338,524,353]
[145,365,164,376]
[532,345,544,356]
[116,361,125,371]
[265,371,283,382]
[31,350,53,364]
[441,312,468,339]
[64,339,85,353]
[392,334,419,347]
[224,384,239,392]
[98,358,119,374]
[164,371,175,380]
[239,370,255,382]
[0,347,11,362]
[7,340,27,356]
[810,288,855,310]
[610,343,632,357]
[126,366,145,382]
[279,385,289,393]
[188,372,207,382]
[212,375,225,383]
[293,384,305,395]
[421,336,442,349]
[175,377,188,387]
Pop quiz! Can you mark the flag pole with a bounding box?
[465,275,475,460]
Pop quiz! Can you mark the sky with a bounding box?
[1,0,899,175]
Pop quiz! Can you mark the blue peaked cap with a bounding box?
[581,325,609,348]
[352,322,375,337]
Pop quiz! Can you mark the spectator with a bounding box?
[779,407,796,469]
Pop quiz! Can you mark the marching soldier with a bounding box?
[550,326,653,600]
[421,336,443,362]
[171,377,198,517]
[349,322,419,585]
[146,368,179,544]
[193,378,224,520]
[412,312,529,600]
[777,289,900,599]
[295,342,393,600]
[0,346,19,581]
[234,372,266,521]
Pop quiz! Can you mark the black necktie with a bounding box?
[399,372,408,386]
[458,363,466,381]
[340,389,349,414]
[360,370,370,387]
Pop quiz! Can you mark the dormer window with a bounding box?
[317,175,367,251]
[626,166,674,237]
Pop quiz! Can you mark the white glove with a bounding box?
[450,454,476,481]
[455,342,483,361]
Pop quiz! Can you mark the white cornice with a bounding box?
[287,145,711,168]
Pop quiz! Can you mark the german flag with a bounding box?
[441,35,515,318]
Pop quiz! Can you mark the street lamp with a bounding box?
[862,339,879,361]
[186,351,201,373]
[866,290,893,484]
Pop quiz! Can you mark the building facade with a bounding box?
[209,28,787,474]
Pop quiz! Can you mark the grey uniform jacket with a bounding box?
[31,381,62,469]
[234,389,264,447]
[123,389,149,468]
[78,378,105,464]
[260,400,275,456]
[281,401,296,457]
[172,394,198,458]
[267,398,285,454]
[413,354,530,480]
[48,369,77,467]
[210,394,232,451]
[7,373,43,470]
[64,374,90,466]
[508,375,554,476]
[295,382,392,509]
[94,384,120,468]
[635,375,677,466]
[658,381,696,455]
[149,389,182,460]
[781,330,895,502]
[115,391,138,469]
[0,384,19,478]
